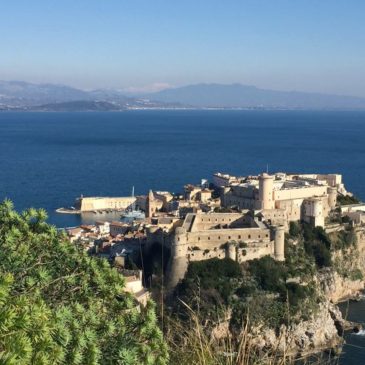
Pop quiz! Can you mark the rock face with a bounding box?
[249,302,343,356]
[320,269,364,303]
[320,230,365,303]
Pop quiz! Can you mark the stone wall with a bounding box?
[76,196,136,211]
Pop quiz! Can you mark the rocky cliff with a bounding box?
[320,228,365,303]
[249,302,344,356]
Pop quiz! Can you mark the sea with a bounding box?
[0,110,365,363]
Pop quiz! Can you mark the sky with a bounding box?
[1,0,365,96]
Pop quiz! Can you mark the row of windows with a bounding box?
[178,233,270,242]
[196,233,269,241]
[201,218,233,223]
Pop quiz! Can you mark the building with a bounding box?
[212,172,244,187]
[110,221,130,237]
[75,196,136,212]
[184,184,213,203]
[221,172,340,228]
[146,211,285,288]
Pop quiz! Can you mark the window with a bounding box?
[248,235,251,239]
[208,237,210,240]
[238,235,241,239]
[228,236,231,239]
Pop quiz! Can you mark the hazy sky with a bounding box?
[1,0,365,96]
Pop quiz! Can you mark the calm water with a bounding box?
[1,110,365,362]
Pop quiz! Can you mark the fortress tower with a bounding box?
[273,225,285,261]
[226,242,237,261]
[146,190,157,218]
[166,227,189,289]
[327,187,337,210]
[259,173,274,210]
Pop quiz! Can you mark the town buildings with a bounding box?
[65,170,355,291]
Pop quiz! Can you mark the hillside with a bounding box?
[147,83,365,109]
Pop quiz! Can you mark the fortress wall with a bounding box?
[189,248,226,261]
[273,185,327,201]
[192,213,252,230]
[187,243,273,263]
[237,244,273,262]
[78,197,136,211]
[276,199,303,221]
[222,194,257,209]
[186,227,271,248]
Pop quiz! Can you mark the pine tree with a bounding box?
[0,200,168,364]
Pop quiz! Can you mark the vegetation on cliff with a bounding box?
[0,200,168,365]
[336,194,360,206]
[174,250,320,331]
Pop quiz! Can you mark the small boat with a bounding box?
[121,186,145,220]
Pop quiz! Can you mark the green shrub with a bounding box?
[0,200,168,364]
[289,221,301,238]
[238,241,248,248]
[248,256,286,293]
[302,224,332,268]
[337,194,360,206]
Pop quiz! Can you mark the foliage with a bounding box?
[0,200,168,365]
[174,258,242,319]
[337,194,360,206]
[348,268,364,281]
[289,221,301,238]
[333,228,357,250]
[175,255,320,331]
[302,224,332,268]
[238,241,248,248]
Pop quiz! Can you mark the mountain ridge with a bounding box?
[1,80,365,110]
[145,83,365,109]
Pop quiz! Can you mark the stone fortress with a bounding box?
[75,196,136,212]
[146,171,348,288]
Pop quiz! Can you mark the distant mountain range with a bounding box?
[1,80,365,111]
[145,83,365,110]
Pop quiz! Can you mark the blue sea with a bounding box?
[1,110,365,363]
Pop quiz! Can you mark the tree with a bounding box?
[0,200,168,365]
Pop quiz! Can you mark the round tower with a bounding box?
[259,173,274,210]
[274,226,285,261]
[327,187,337,210]
[167,227,189,289]
[226,242,237,261]
[146,189,155,218]
[171,227,188,259]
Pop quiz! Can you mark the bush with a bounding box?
[175,258,242,315]
[302,224,332,268]
[0,200,168,364]
[349,269,364,281]
[248,256,286,293]
[337,194,360,206]
[238,241,248,248]
[289,221,301,238]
